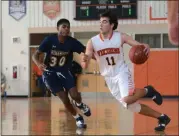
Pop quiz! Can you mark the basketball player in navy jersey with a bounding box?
[81,11,171,131]
[32,19,91,128]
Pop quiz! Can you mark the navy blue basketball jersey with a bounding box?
[38,34,85,72]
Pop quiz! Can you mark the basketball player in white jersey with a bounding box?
[81,11,171,131]
[167,0,178,46]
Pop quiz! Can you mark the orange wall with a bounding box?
[134,50,178,96]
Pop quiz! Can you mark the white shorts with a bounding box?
[105,69,135,102]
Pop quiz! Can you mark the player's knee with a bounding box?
[121,96,138,105]
[127,103,141,113]
[70,92,81,100]
[120,100,141,113]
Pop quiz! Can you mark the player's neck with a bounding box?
[58,34,67,43]
[100,31,113,40]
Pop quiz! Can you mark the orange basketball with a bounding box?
[129,45,148,64]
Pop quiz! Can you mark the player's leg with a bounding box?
[69,87,91,116]
[43,71,86,128]
[69,87,82,103]
[56,90,77,115]
[121,71,163,105]
[122,85,163,105]
[118,71,171,131]
[124,101,170,131]
[65,71,91,116]
[55,91,86,128]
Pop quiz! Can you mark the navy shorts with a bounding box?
[42,71,76,95]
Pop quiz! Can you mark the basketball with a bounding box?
[129,45,148,64]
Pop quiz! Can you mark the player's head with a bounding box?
[99,10,118,34]
[57,18,70,36]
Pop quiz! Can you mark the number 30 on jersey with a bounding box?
[50,56,66,67]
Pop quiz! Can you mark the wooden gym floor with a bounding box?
[1,96,178,135]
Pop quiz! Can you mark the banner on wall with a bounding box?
[43,1,60,20]
[9,0,26,21]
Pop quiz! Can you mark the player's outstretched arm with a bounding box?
[122,33,141,47]
[81,39,94,69]
[122,33,150,57]
[82,46,96,60]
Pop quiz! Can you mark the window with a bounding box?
[163,34,177,48]
[135,34,161,48]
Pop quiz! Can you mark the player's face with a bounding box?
[57,23,70,36]
[100,17,113,34]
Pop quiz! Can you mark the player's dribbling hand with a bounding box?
[143,44,150,57]
[81,62,88,69]
[81,53,88,62]
[37,63,47,71]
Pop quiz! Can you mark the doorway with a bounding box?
[29,33,53,97]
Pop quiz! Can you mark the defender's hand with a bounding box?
[37,63,47,71]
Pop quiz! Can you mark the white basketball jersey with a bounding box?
[91,31,127,77]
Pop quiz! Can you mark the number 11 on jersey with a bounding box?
[106,56,116,65]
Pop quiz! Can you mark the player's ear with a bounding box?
[111,23,114,29]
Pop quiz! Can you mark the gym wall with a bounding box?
[2,1,178,96]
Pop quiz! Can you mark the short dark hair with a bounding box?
[100,10,118,30]
[57,18,70,28]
